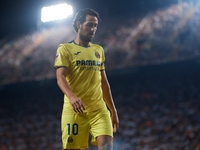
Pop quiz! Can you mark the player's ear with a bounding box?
[76,21,81,30]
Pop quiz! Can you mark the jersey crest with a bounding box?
[95,52,100,58]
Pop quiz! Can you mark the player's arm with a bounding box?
[56,67,85,113]
[101,70,119,133]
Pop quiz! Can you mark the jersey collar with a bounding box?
[73,41,91,48]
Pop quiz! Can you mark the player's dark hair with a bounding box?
[72,8,99,33]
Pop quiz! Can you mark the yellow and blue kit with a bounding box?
[54,41,113,149]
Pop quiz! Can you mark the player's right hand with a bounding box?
[69,95,86,113]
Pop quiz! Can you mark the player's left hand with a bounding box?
[111,110,119,133]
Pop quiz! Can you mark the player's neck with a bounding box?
[74,38,90,47]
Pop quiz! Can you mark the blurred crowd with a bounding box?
[102,2,200,68]
[0,2,200,84]
[111,62,200,150]
[0,81,63,150]
[1,2,200,149]
[0,25,76,84]
[0,60,200,150]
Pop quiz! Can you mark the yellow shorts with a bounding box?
[61,107,113,149]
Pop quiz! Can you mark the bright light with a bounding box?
[41,3,73,22]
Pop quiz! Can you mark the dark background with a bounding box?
[1,0,200,149]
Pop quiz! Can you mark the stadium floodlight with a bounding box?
[41,3,73,22]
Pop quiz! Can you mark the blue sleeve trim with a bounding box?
[54,66,68,70]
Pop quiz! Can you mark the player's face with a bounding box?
[79,15,98,42]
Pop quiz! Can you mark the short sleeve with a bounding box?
[54,44,70,69]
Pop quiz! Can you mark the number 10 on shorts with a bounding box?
[67,123,79,135]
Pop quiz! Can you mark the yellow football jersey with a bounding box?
[54,41,107,113]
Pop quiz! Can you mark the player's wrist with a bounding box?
[67,92,77,100]
[110,107,117,114]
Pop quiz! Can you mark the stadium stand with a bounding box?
[1,2,200,84]
[0,60,200,150]
[0,1,200,150]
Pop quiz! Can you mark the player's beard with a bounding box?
[80,33,92,43]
